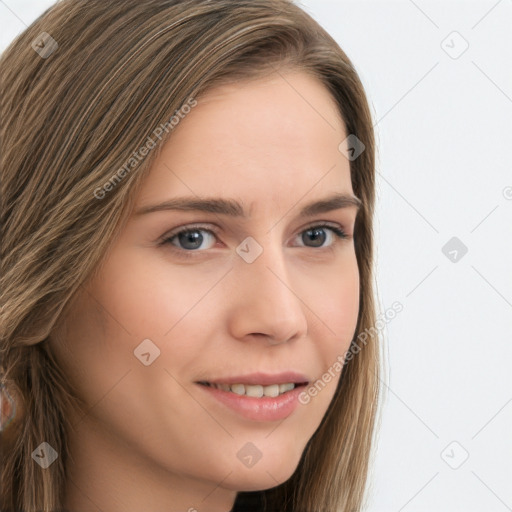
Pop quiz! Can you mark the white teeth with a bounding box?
[230,383,245,395]
[210,382,297,397]
[279,383,295,393]
[245,384,264,398]
[263,384,280,397]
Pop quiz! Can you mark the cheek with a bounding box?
[302,255,359,402]
[49,290,133,404]
[308,254,360,355]
[92,251,227,342]
[334,270,360,348]
[58,258,218,408]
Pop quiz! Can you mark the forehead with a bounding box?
[136,70,352,209]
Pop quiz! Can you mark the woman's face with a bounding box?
[51,70,361,511]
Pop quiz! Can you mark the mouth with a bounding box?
[197,381,308,398]
[196,371,309,396]
[195,374,310,421]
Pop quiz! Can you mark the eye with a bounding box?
[294,223,348,248]
[159,222,349,258]
[162,225,217,252]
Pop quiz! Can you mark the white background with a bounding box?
[1,1,511,511]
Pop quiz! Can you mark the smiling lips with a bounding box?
[196,371,310,421]
[197,370,309,397]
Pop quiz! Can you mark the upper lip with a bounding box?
[198,371,310,386]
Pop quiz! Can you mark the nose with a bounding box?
[226,239,309,345]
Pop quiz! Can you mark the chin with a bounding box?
[220,450,302,492]
[225,470,296,493]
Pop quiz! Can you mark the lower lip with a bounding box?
[197,383,306,422]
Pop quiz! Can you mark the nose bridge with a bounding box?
[230,232,308,343]
[239,230,292,293]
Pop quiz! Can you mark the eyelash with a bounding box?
[159,222,349,260]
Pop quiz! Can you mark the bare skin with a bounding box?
[50,69,361,512]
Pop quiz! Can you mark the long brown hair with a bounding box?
[0,1,380,510]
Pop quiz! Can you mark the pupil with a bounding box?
[304,228,325,247]
[179,230,203,250]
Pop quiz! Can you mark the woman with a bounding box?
[0,0,381,510]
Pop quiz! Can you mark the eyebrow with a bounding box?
[134,192,362,218]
